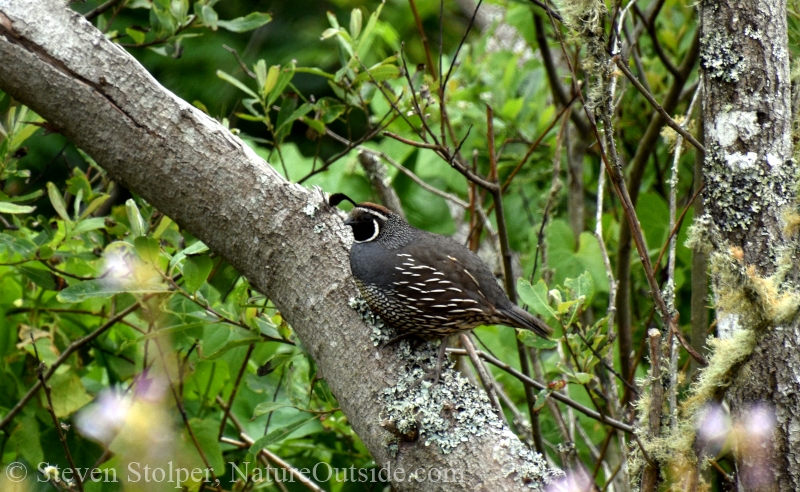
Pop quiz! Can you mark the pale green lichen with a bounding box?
[493,428,563,488]
[630,330,757,484]
[710,249,800,330]
[702,143,793,236]
[554,0,608,111]
[303,200,320,217]
[700,30,744,83]
[348,296,562,487]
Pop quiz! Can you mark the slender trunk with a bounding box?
[700,0,799,489]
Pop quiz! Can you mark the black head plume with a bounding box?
[329,193,357,208]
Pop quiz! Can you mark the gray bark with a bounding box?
[700,0,800,489]
[0,0,561,490]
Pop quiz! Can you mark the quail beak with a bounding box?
[343,217,355,227]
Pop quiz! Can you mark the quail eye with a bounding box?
[352,218,380,243]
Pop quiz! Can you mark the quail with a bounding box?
[330,193,552,382]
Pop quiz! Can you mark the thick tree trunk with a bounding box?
[700,0,800,489]
[0,1,561,490]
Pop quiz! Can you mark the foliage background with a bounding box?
[2,0,788,490]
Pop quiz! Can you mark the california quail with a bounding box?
[330,193,552,381]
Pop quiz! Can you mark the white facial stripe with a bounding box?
[354,207,389,221]
[353,218,380,243]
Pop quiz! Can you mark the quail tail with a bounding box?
[503,305,553,338]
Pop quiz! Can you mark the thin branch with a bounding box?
[217,397,325,492]
[382,131,441,149]
[460,333,506,421]
[83,0,124,21]
[447,348,635,433]
[223,45,257,79]
[614,57,705,155]
[486,105,545,452]
[153,337,224,491]
[218,344,255,439]
[408,0,437,79]
[640,329,663,491]
[526,0,564,23]
[31,335,84,492]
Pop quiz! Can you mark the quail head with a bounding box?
[330,193,553,345]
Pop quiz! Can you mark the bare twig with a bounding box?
[447,348,635,433]
[408,0,437,79]
[83,0,124,21]
[460,334,506,422]
[217,396,325,492]
[153,338,224,491]
[223,45,257,79]
[357,150,405,218]
[614,57,705,155]
[218,344,255,439]
[31,334,84,491]
[641,329,663,491]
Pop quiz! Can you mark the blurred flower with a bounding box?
[545,466,593,492]
[695,403,731,458]
[76,389,132,445]
[76,377,175,461]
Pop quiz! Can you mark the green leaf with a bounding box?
[249,415,317,453]
[202,336,262,361]
[134,236,160,264]
[57,279,169,302]
[217,12,272,33]
[517,330,558,349]
[301,117,326,136]
[152,215,173,239]
[47,182,71,223]
[353,63,400,84]
[321,27,341,40]
[38,244,54,260]
[517,279,556,319]
[195,3,218,30]
[169,240,209,272]
[0,233,37,259]
[326,11,340,29]
[546,220,609,293]
[565,271,595,305]
[18,265,59,291]
[71,217,108,235]
[126,27,145,44]
[8,414,43,466]
[45,370,93,417]
[356,2,384,54]
[572,372,593,385]
[533,390,548,412]
[78,194,111,220]
[262,64,280,97]
[254,59,267,90]
[556,299,581,315]
[250,402,292,421]
[182,254,213,293]
[186,419,225,473]
[349,8,362,39]
[126,198,146,237]
[266,64,295,107]
[0,202,35,214]
[217,70,259,100]
[3,189,44,203]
